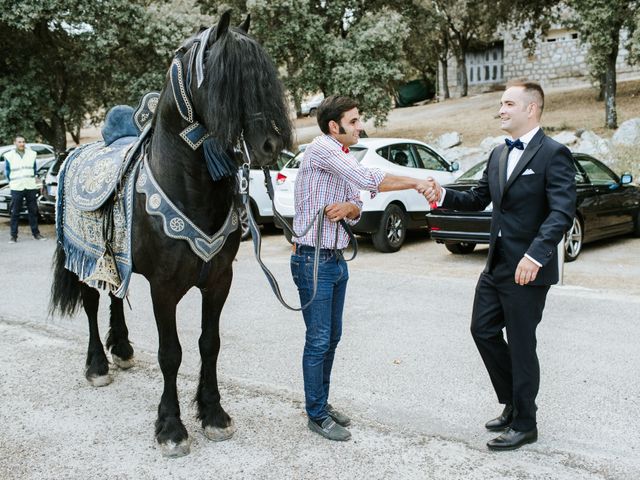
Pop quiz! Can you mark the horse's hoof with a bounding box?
[160,439,191,458]
[87,373,112,387]
[204,419,235,442]
[112,354,135,370]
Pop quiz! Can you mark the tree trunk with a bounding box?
[597,73,605,101]
[456,51,468,97]
[440,58,450,99]
[604,45,618,129]
[35,114,67,152]
[71,122,81,145]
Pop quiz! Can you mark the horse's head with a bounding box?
[174,11,293,168]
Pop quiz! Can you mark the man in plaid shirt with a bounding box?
[291,95,434,441]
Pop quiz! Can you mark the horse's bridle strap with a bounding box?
[170,54,210,150]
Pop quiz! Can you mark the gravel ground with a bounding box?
[1,219,639,480]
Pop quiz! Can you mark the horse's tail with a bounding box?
[50,243,83,316]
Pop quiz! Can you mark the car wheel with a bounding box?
[371,204,407,253]
[564,215,583,262]
[309,107,317,117]
[238,206,250,241]
[633,209,640,237]
[445,242,476,254]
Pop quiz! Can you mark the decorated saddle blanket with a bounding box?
[65,131,149,212]
[56,136,147,298]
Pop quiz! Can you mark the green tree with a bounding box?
[431,0,498,97]
[499,0,639,129]
[200,0,409,126]
[246,0,323,117]
[0,0,207,150]
[327,8,409,126]
[566,0,639,129]
[401,1,451,98]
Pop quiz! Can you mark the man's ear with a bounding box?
[328,120,339,135]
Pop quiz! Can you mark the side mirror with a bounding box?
[450,161,460,172]
[621,173,633,185]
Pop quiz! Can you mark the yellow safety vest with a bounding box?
[5,148,38,191]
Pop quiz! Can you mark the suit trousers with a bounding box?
[470,241,550,432]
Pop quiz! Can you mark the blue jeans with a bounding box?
[10,189,40,239]
[291,245,349,422]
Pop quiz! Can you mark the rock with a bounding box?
[480,135,508,151]
[552,131,578,146]
[574,130,612,162]
[435,131,462,150]
[612,118,640,147]
[442,147,486,172]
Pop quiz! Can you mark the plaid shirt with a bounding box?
[293,135,385,249]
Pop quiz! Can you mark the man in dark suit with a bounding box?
[425,81,576,450]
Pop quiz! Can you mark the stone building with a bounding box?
[439,26,640,98]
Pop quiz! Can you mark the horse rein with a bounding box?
[240,137,357,311]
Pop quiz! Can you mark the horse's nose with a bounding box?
[262,137,277,156]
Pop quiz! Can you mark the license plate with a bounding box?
[0,202,7,210]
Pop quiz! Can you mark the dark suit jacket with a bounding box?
[442,128,577,285]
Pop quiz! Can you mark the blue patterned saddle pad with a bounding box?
[55,132,149,298]
[65,135,144,212]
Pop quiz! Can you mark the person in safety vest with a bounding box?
[4,135,46,243]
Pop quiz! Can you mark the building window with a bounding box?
[545,28,579,43]
[466,42,504,85]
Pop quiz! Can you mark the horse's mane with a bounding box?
[202,28,293,152]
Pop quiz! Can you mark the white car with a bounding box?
[0,143,56,186]
[300,94,324,117]
[273,138,460,252]
[237,150,295,240]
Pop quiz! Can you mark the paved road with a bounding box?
[1,220,639,479]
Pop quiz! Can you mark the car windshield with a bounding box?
[282,144,366,169]
[349,147,367,163]
[457,161,487,181]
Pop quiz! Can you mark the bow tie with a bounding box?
[505,138,524,151]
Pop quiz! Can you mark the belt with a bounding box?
[294,243,343,254]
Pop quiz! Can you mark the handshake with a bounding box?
[416,178,443,205]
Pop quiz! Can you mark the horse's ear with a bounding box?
[238,14,250,33]
[214,10,232,42]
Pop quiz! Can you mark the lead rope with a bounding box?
[240,135,324,312]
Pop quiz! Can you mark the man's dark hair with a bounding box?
[317,95,358,134]
[14,135,25,141]
[507,80,545,114]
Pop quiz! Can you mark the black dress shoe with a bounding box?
[487,427,538,451]
[485,405,513,431]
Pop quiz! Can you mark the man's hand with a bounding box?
[515,256,540,285]
[417,177,442,204]
[325,202,359,222]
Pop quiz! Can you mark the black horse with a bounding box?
[50,11,292,457]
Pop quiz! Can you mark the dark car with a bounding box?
[0,159,55,220]
[36,148,75,222]
[426,153,640,261]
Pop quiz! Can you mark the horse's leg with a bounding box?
[106,293,135,369]
[80,284,111,387]
[197,266,235,441]
[150,287,190,457]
